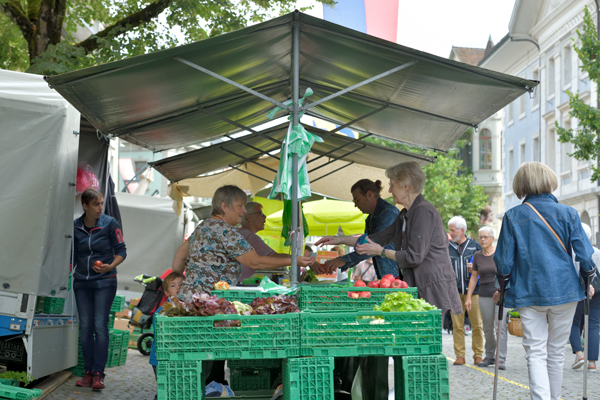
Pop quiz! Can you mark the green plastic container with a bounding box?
[394,354,449,400]
[108,312,116,329]
[0,384,42,400]
[212,290,274,303]
[111,295,126,313]
[228,359,281,370]
[230,368,271,391]
[298,286,417,311]
[283,357,334,400]
[34,297,45,314]
[300,309,442,357]
[156,360,204,400]
[155,313,300,361]
[0,378,18,387]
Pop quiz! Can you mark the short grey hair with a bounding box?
[241,201,262,224]
[448,216,467,232]
[478,226,495,238]
[211,185,247,216]
[385,161,426,194]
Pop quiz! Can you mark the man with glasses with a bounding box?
[237,201,291,283]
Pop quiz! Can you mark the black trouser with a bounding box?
[334,356,389,400]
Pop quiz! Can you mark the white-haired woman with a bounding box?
[495,162,595,400]
[353,161,462,313]
[465,226,509,370]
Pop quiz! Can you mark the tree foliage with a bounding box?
[0,0,334,75]
[365,132,489,237]
[556,6,600,182]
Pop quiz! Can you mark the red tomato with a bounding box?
[400,281,409,289]
[359,291,371,298]
[367,280,380,288]
[94,260,103,268]
[347,291,360,298]
[353,280,367,287]
[382,274,395,281]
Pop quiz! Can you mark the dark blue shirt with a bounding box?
[340,198,400,278]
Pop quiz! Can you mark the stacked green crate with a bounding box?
[298,286,417,311]
[228,359,281,391]
[283,357,334,400]
[35,297,45,313]
[0,384,42,399]
[108,312,116,329]
[119,330,130,365]
[111,295,126,313]
[107,330,123,367]
[393,355,449,400]
[129,327,142,349]
[157,360,204,400]
[35,296,66,314]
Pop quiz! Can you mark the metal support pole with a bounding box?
[303,61,418,111]
[174,56,291,110]
[291,12,300,285]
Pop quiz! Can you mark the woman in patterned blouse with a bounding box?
[173,185,314,296]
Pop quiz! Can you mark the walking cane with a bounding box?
[582,271,592,400]
[493,273,510,400]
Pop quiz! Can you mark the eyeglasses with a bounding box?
[352,197,363,205]
[478,236,491,240]
[247,211,265,217]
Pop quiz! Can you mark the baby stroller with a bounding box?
[130,274,167,356]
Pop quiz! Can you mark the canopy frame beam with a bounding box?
[220,147,279,173]
[303,61,418,111]
[320,105,389,140]
[229,165,272,184]
[308,133,373,165]
[311,161,355,183]
[174,56,292,111]
[308,145,366,174]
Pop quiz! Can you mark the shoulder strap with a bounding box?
[524,202,567,254]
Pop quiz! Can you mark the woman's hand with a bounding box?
[314,236,341,246]
[465,296,472,312]
[355,238,383,256]
[590,285,595,298]
[467,263,473,274]
[324,258,345,274]
[297,256,316,267]
[93,263,115,274]
[492,290,501,304]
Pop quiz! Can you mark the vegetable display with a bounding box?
[304,269,319,283]
[250,295,299,314]
[214,281,230,290]
[374,291,436,312]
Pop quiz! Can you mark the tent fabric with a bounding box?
[0,69,80,297]
[171,154,392,202]
[263,199,367,237]
[114,192,184,292]
[44,11,537,154]
[150,122,434,182]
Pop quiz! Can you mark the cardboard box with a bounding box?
[129,298,140,307]
[116,310,131,319]
[113,317,132,332]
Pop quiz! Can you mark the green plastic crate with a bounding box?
[283,357,334,400]
[34,297,45,314]
[119,347,128,365]
[111,295,126,313]
[120,330,130,350]
[298,286,417,311]
[129,328,142,349]
[394,355,449,400]
[157,360,204,400]
[0,378,18,387]
[108,312,116,329]
[230,368,271,391]
[212,290,275,303]
[0,384,42,400]
[300,309,442,357]
[228,359,281,370]
[155,313,300,361]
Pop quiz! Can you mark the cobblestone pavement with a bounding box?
[44,332,600,399]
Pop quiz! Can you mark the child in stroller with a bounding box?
[130,273,169,355]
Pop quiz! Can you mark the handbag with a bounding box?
[524,202,567,254]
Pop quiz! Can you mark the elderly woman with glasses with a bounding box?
[465,226,509,370]
[172,185,315,295]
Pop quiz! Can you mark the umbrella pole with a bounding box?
[290,11,301,285]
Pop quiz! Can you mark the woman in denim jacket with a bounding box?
[494,162,594,400]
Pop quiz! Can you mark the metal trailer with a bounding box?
[0,69,81,379]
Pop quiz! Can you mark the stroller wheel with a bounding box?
[137,332,154,356]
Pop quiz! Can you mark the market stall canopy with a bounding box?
[264,198,366,237]
[171,154,396,202]
[44,11,537,154]
[150,122,434,182]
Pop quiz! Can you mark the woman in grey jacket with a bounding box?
[355,161,462,314]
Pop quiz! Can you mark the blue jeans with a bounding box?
[569,294,600,361]
[74,277,117,375]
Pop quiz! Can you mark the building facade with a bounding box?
[478,0,599,244]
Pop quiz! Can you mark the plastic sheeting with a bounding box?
[44,11,537,154]
[114,193,184,292]
[0,69,80,297]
